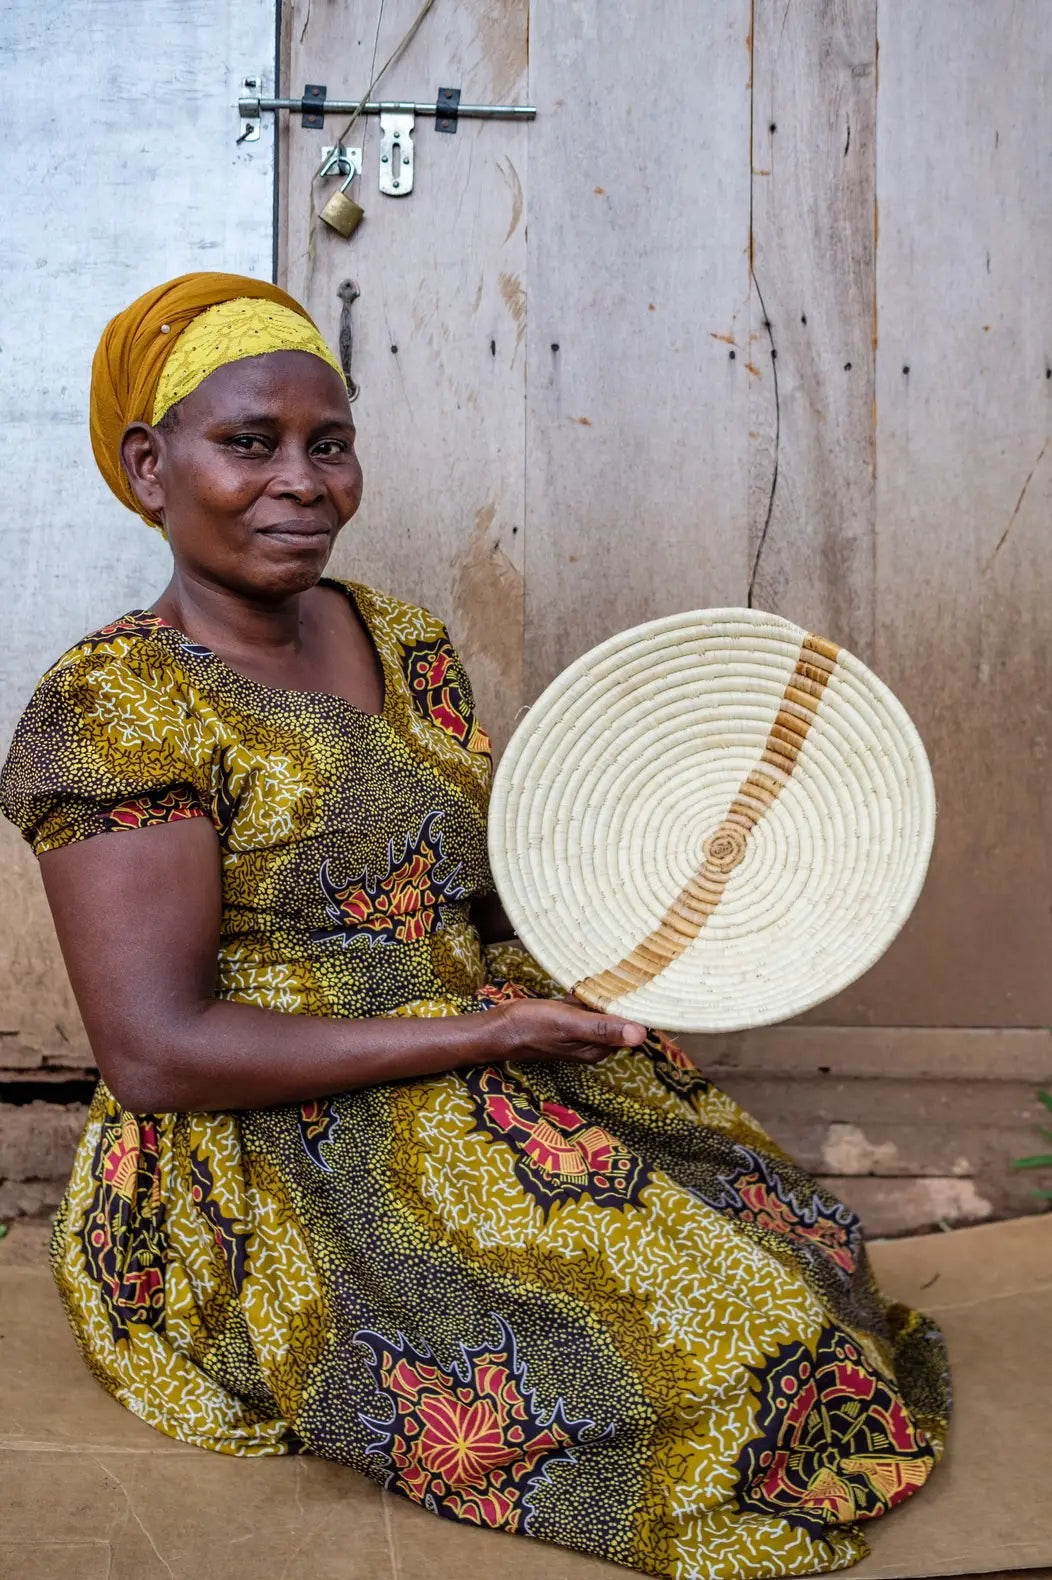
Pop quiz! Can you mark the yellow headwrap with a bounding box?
[152,298,343,424]
[89,271,345,529]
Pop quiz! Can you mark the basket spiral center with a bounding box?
[702,823,749,875]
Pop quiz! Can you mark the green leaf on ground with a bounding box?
[1012,1091,1052,1173]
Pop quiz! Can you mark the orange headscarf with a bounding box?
[89,272,329,526]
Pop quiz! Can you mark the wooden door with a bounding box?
[282,0,532,749]
[282,1,1052,1228]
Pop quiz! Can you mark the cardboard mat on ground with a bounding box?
[1,1214,1049,1580]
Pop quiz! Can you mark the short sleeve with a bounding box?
[0,648,209,855]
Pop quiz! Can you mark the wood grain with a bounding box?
[748,0,877,659]
[859,0,1052,1026]
[522,0,753,696]
[283,0,530,751]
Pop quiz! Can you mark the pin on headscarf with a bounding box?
[89,272,344,531]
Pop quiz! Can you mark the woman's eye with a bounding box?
[312,439,352,458]
[228,434,272,454]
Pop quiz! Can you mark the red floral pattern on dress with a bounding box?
[699,1145,862,1276]
[79,613,171,652]
[313,811,465,948]
[643,1029,712,1100]
[476,979,534,1009]
[79,1108,167,1343]
[356,1316,600,1531]
[298,1099,341,1171]
[104,786,203,832]
[463,1066,651,1216]
[400,636,491,758]
[734,1326,936,1536]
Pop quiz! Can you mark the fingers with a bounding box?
[495,998,649,1063]
[558,1019,648,1055]
[610,1018,648,1047]
[572,1012,647,1047]
[561,995,646,1048]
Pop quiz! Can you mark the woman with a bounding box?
[1,273,949,1580]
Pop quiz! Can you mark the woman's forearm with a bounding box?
[105,996,499,1113]
[40,821,638,1115]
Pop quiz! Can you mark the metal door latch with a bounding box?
[318,145,363,181]
[378,112,415,196]
[236,84,536,192]
[238,73,267,143]
[435,87,460,133]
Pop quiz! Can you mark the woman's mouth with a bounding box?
[257,521,333,548]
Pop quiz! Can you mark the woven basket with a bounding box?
[488,608,935,1033]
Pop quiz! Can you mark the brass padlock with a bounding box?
[320,171,365,239]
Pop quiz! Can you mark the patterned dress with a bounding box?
[0,580,950,1580]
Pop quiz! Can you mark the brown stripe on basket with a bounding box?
[574,632,841,1011]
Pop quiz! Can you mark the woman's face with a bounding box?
[121,350,363,599]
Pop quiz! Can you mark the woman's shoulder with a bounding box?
[0,613,210,852]
[333,579,451,649]
[36,610,190,691]
[8,610,198,760]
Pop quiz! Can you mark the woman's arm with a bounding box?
[40,818,644,1114]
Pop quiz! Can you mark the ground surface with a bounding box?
[2,1216,1050,1580]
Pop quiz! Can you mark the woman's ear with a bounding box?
[119,422,166,516]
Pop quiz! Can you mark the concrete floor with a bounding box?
[2,1215,1050,1580]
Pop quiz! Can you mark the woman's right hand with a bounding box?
[484,997,648,1066]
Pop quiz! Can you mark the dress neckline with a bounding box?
[139,578,390,721]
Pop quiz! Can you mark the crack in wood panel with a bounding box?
[748,0,877,657]
[522,1,752,697]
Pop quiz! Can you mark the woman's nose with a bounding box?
[271,458,325,504]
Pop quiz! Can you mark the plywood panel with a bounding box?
[748,0,877,658]
[693,1024,1052,1082]
[522,1,753,695]
[860,0,1052,1026]
[284,0,530,751]
[0,0,275,1062]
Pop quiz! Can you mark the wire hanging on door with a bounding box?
[304,0,437,290]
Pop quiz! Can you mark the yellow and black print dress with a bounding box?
[0,581,950,1580]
